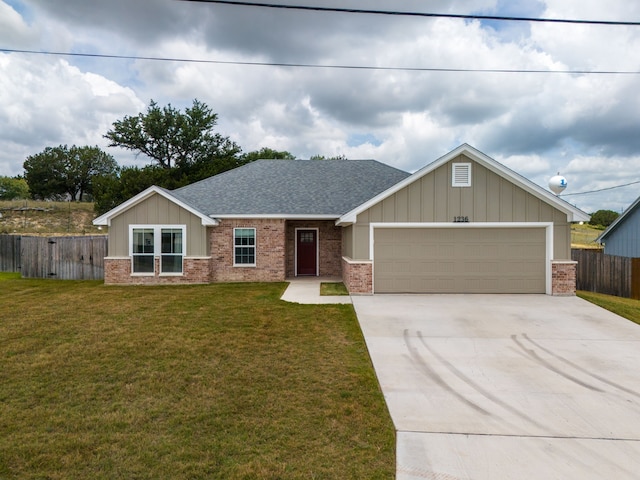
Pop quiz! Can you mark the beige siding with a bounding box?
[108,193,208,257]
[352,155,571,260]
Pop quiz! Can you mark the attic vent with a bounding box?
[452,163,471,187]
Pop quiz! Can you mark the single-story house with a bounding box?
[93,144,590,295]
[596,196,640,256]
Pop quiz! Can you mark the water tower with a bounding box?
[548,173,567,195]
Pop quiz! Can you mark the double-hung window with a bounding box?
[234,228,256,266]
[131,225,185,275]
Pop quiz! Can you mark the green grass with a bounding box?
[571,223,603,249]
[577,290,640,325]
[320,282,349,296]
[0,279,394,479]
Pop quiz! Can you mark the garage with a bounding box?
[373,225,548,294]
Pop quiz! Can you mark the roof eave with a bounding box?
[208,213,341,220]
[595,195,640,243]
[92,185,218,227]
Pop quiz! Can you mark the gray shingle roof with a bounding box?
[171,159,410,217]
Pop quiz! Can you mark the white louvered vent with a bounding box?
[452,163,471,187]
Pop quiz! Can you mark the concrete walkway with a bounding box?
[353,294,640,480]
[280,277,352,304]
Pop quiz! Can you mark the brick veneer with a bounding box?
[551,260,577,296]
[210,218,286,282]
[285,220,342,277]
[342,257,373,294]
[104,257,211,285]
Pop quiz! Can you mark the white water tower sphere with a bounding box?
[548,174,567,195]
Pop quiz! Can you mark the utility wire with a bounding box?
[2,48,640,75]
[560,179,640,196]
[175,0,640,26]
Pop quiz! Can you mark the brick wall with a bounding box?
[104,257,211,285]
[210,218,286,282]
[342,257,372,294]
[552,260,577,296]
[285,220,343,277]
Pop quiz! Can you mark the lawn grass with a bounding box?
[320,282,349,296]
[0,279,395,479]
[577,290,640,326]
[571,223,603,249]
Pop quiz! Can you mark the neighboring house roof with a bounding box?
[338,144,591,225]
[170,159,410,218]
[92,185,219,227]
[596,195,640,244]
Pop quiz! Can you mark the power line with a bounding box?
[560,179,640,196]
[3,48,640,75]
[175,0,640,26]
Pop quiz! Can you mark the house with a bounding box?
[596,196,640,257]
[93,144,590,295]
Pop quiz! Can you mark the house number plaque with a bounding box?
[453,216,469,223]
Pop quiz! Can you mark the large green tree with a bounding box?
[589,209,619,227]
[0,176,29,200]
[105,99,241,175]
[23,145,118,201]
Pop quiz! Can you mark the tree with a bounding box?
[310,154,348,160]
[589,209,619,227]
[0,176,29,200]
[105,99,241,173]
[23,145,118,201]
[241,148,296,162]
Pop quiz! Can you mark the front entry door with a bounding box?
[296,229,317,276]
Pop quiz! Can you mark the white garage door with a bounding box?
[374,227,547,293]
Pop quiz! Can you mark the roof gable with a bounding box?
[596,195,640,243]
[338,144,590,225]
[92,185,218,227]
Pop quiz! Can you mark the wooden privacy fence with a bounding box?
[0,235,21,272]
[571,248,640,299]
[0,234,107,280]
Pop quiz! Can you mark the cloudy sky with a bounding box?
[1,0,640,213]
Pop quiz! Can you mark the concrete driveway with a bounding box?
[352,294,640,480]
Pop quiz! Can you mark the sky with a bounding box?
[1,0,640,214]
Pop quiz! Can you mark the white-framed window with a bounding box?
[130,225,185,275]
[234,227,256,266]
[452,162,472,187]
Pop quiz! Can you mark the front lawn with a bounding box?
[0,279,394,479]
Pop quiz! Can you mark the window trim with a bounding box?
[129,225,186,276]
[233,227,256,267]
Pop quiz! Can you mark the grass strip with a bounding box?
[577,290,640,325]
[320,282,349,296]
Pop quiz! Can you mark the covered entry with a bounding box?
[373,224,550,294]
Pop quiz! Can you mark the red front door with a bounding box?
[297,230,317,276]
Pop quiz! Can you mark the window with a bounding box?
[161,228,183,273]
[132,228,155,273]
[131,225,185,275]
[234,228,256,266]
[452,163,472,187]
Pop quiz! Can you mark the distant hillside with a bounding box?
[0,201,104,236]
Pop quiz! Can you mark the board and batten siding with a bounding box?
[108,193,209,257]
[346,155,571,260]
[602,207,640,257]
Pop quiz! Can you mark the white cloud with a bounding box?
[0,0,639,214]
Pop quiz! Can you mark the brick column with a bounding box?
[342,257,373,294]
[552,260,577,296]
